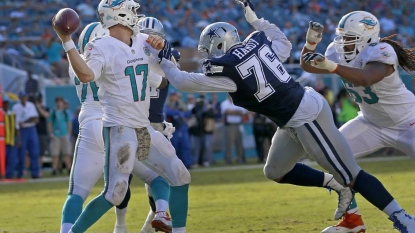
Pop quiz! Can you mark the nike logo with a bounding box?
[410,122,415,126]
[87,47,92,50]
[380,47,386,50]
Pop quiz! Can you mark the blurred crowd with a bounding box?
[1,0,415,77]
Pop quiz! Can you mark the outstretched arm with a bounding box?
[160,59,237,93]
[236,0,291,62]
[146,35,237,93]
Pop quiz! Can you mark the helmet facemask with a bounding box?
[334,31,365,61]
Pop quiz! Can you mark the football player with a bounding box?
[146,1,415,232]
[62,22,172,233]
[301,11,415,233]
[52,1,191,233]
[137,16,182,233]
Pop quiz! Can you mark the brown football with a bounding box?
[53,8,80,35]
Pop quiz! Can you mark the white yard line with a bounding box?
[0,156,411,185]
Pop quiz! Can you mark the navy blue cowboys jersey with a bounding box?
[149,83,169,123]
[204,31,304,127]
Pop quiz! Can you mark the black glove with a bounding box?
[158,39,172,63]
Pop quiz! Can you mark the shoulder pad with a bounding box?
[243,31,261,44]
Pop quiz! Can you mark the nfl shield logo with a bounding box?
[143,46,150,56]
[131,49,135,54]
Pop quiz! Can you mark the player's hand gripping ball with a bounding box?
[52,8,80,35]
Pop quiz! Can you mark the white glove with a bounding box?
[305,21,324,50]
[302,52,338,72]
[235,0,258,24]
[162,121,175,140]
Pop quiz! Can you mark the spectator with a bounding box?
[45,37,64,76]
[252,113,274,163]
[76,0,95,17]
[208,93,222,122]
[12,91,40,179]
[165,91,193,168]
[3,94,20,179]
[25,71,39,98]
[335,88,358,127]
[203,101,216,167]
[220,95,247,164]
[188,96,206,167]
[47,96,72,175]
[9,6,25,19]
[186,94,195,110]
[34,93,49,173]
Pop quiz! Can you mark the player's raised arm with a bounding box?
[147,39,237,93]
[299,21,331,74]
[51,10,102,83]
[236,0,291,62]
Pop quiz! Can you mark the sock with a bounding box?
[150,176,170,212]
[347,197,360,214]
[323,173,346,191]
[71,194,113,233]
[169,184,189,228]
[143,207,156,228]
[172,227,186,233]
[383,200,402,217]
[61,194,84,233]
[279,163,325,187]
[115,207,127,227]
[353,170,395,214]
[155,199,169,212]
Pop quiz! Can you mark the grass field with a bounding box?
[1,158,415,233]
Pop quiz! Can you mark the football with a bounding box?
[53,8,80,35]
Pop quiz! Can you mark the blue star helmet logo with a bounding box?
[359,18,377,27]
[206,27,220,42]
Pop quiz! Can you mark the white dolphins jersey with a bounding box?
[84,33,163,128]
[69,63,103,125]
[326,42,415,127]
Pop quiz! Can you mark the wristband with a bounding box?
[325,60,339,73]
[305,42,317,51]
[63,40,76,53]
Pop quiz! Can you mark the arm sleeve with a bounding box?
[251,18,292,63]
[148,70,163,88]
[160,59,237,93]
[83,42,105,82]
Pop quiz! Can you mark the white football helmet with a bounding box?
[137,17,165,38]
[97,0,144,36]
[78,22,109,54]
[334,11,380,60]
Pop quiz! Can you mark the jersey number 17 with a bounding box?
[124,64,149,102]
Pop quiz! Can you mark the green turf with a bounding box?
[1,159,414,233]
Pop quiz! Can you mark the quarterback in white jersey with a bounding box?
[62,22,172,233]
[52,1,190,233]
[301,11,415,233]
